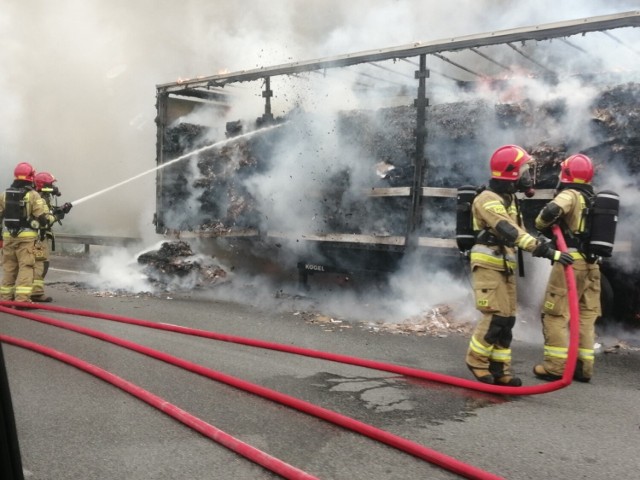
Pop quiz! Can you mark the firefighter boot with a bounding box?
[533,364,562,382]
[466,335,493,384]
[31,295,53,303]
[573,360,591,383]
[466,339,495,384]
[467,365,494,384]
[489,361,522,387]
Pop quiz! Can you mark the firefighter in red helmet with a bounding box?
[0,163,65,305]
[533,153,601,383]
[465,145,574,386]
[31,172,72,302]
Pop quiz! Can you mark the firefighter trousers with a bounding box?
[1,236,36,302]
[540,260,601,380]
[466,266,518,379]
[31,239,51,299]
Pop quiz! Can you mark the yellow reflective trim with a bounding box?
[578,194,587,233]
[470,252,517,269]
[513,149,525,163]
[544,345,568,359]
[483,202,507,215]
[490,348,512,362]
[544,300,555,310]
[2,231,38,238]
[470,336,493,357]
[517,234,537,250]
[578,348,595,361]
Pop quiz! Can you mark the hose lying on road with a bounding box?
[0,334,318,480]
[0,305,505,480]
[0,226,579,480]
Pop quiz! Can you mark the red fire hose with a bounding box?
[0,226,580,479]
[0,334,318,480]
[3,226,580,395]
[0,304,505,480]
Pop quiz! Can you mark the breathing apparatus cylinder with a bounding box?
[3,188,27,235]
[456,185,477,253]
[587,190,619,258]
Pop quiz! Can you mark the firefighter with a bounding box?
[31,172,72,302]
[533,154,601,383]
[465,145,574,386]
[0,163,62,305]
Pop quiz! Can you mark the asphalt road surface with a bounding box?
[1,253,639,480]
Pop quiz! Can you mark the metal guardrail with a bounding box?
[54,234,141,254]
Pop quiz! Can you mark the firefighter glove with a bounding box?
[532,241,574,266]
[62,202,73,214]
[52,207,65,221]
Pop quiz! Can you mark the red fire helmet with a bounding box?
[559,154,594,184]
[34,171,57,191]
[14,162,36,182]
[489,145,532,181]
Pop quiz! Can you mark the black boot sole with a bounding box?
[533,366,562,382]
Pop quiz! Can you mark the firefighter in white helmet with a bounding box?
[465,145,574,386]
[0,163,62,305]
[31,171,72,302]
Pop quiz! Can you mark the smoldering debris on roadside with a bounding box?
[602,340,640,354]
[301,304,473,337]
[365,304,474,337]
[136,240,229,290]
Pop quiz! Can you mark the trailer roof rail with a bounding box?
[157,10,640,92]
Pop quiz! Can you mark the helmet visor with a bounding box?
[516,163,535,197]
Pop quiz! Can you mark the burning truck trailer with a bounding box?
[154,11,640,327]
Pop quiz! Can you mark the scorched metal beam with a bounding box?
[157,11,640,92]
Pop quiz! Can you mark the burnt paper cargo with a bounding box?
[157,85,639,236]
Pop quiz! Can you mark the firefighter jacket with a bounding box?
[0,186,56,239]
[37,192,56,242]
[535,188,589,253]
[470,189,538,272]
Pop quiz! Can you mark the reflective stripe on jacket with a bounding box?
[470,189,537,271]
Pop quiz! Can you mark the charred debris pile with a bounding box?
[137,241,228,290]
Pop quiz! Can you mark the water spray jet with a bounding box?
[69,123,286,207]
